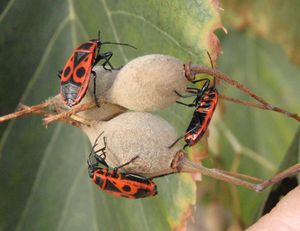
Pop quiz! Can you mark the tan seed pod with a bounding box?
[77,66,127,121]
[81,112,183,178]
[106,54,189,112]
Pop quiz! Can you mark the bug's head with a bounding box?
[89,30,102,45]
[87,159,95,178]
[89,38,101,46]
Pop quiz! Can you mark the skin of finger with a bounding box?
[246,185,300,231]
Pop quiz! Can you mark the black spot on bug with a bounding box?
[76,67,85,78]
[134,188,152,198]
[95,176,104,187]
[63,66,71,77]
[74,52,89,67]
[123,185,131,192]
[105,181,121,193]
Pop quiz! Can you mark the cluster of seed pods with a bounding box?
[79,54,202,179]
[2,49,298,199]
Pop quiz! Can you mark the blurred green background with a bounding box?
[0,0,299,230]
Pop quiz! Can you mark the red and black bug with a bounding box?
[58,32,136,107]
[170,78,218,149]
[87,133,157,199]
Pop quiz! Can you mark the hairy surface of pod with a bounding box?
[81,112,182,178]
[78,66,127,121]
[106,54,189,112]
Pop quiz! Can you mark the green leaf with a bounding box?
[0,1,221,230]
[259,127,300,217]
[222,0,300,66]
[216,30,300,226]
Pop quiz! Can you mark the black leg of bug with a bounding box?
[174,90,196,98]
[175,100,198,107]
[93,135,109,168]
[87,132,108,175]
[168,135,185,149]
[57,70,62,79]
[114,156,139,173]
[174,78,210,98]
[191,78,210,85]
[94,136,107,161]
[176,80,211,107]
[93,52,114,71]
[174,90,184,97]
[168,123,200,149]
[91,71,100,107]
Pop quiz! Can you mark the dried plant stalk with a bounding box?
[187,63,300,122]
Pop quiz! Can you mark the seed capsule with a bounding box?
[106,54,189,111]
[81,112,182,178]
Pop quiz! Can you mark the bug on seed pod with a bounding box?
[106,54,190,112]
[50,66,127,122]
[81,112,183,178]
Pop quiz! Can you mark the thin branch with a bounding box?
[0,101,53,123]
[43,97,109,126]
[18,104,82,127]
[220,95,265,109]
[188,64,300,123]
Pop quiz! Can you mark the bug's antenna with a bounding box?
[206,51,214,69]
[101,41,137,50]
[98,30,100,40]
[88,132,104,162]
[206,51,216,87]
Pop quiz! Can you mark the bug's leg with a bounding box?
[152,172,177,179]
[176,81,210,107]
[102,52,124,70]
[88,132,104,165]
[114,156,139,172]
[192,78,210,85]
[176,100,197,107]
[94,136,107,159]
[192,79,210,93]
[95,52,117,71]
[91,71,100,107]
[168,136,184,149]
[186,87,199,93]
[93,52,112,70]
[93,136,109,167]
[174,90,184,97]
[57,70,62,79]
[174,90,196,98]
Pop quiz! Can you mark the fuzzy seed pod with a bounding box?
[81,112,183,178]
[106,54,189,111]
[77,66,127,121]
